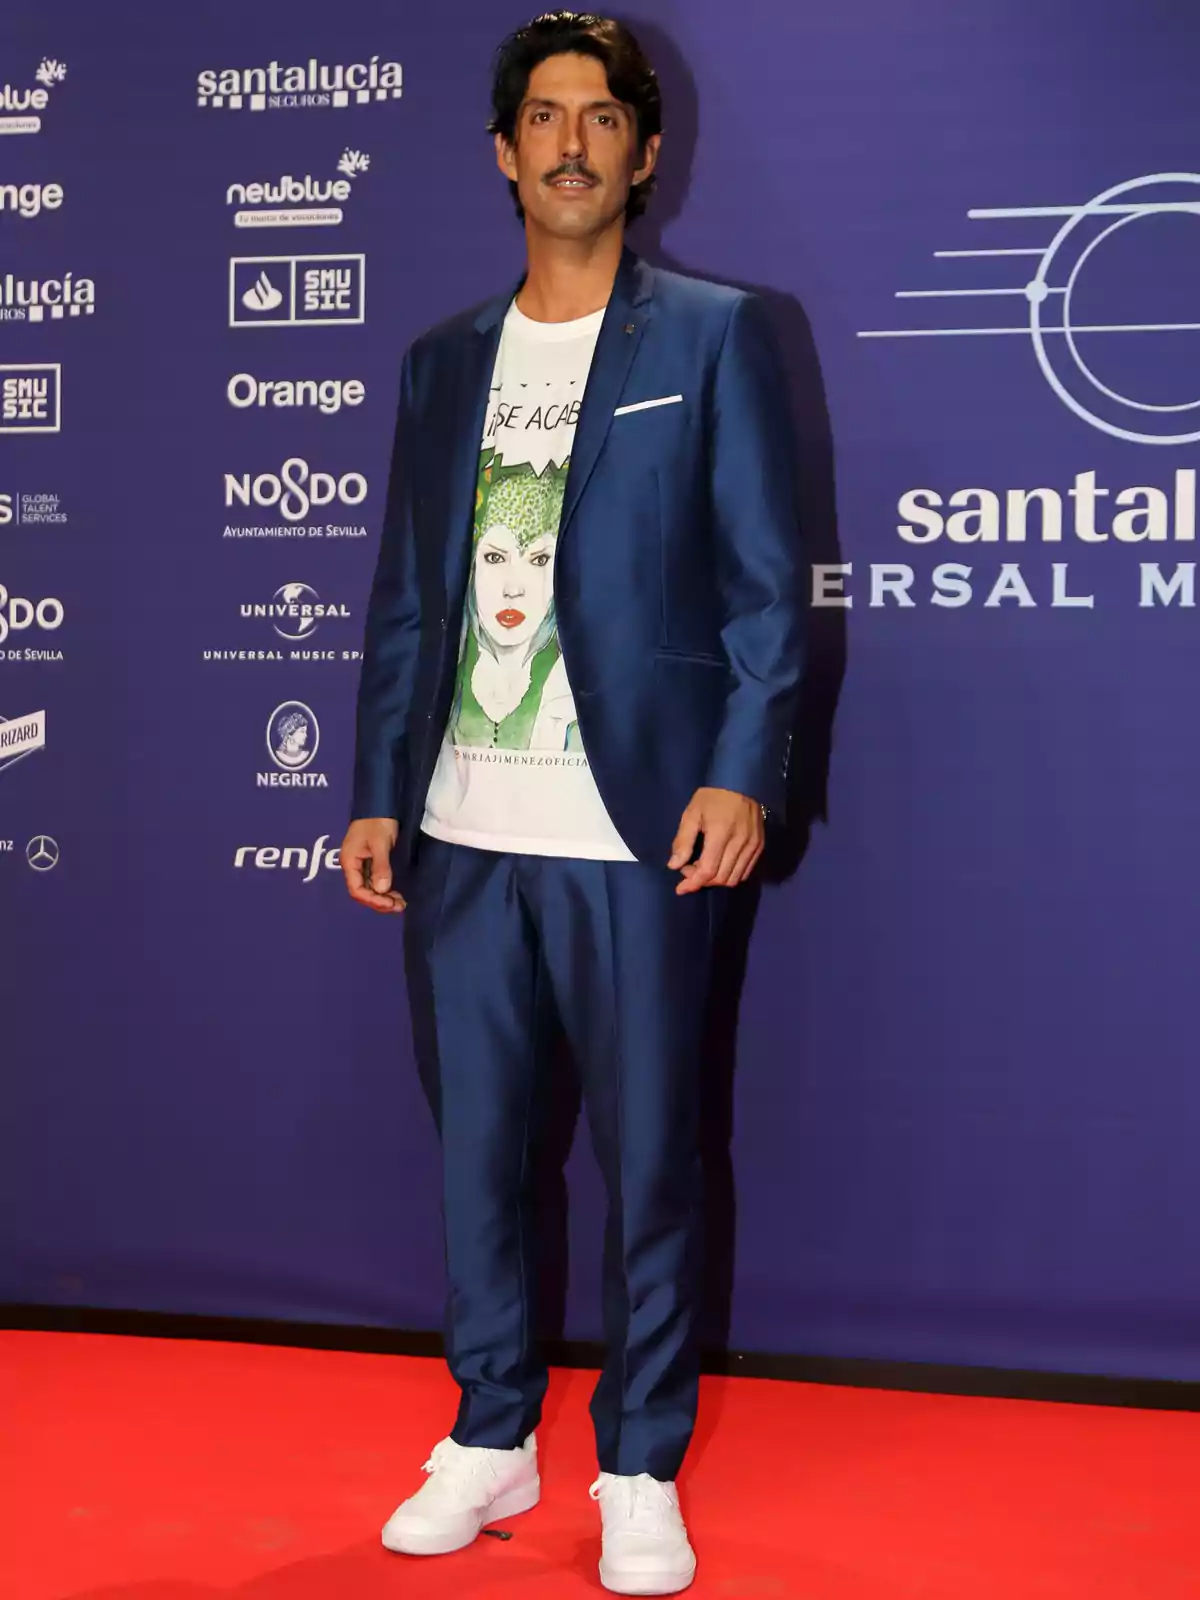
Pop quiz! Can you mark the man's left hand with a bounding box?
[668,786,765,895]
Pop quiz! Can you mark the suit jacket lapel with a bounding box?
[559,248,654,537]
[444,250,654,596]
[443,295,507,603]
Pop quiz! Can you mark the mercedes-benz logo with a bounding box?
[26,834,59,871]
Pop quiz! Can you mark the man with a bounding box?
[342,12,804,1594]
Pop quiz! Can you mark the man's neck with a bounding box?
[514,221,625,324]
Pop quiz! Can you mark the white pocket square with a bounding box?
[613,393,683,416]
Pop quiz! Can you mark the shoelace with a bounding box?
[419,1438,494,1504]
[589,1473,678,1534]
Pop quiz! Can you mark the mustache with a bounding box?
[544,161,600,185]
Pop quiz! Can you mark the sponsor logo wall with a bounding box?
[6,1,1200,1383]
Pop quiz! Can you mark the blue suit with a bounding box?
[353,249,804,1478]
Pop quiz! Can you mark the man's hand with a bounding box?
[668,787,764,895]
[341,817,405,913]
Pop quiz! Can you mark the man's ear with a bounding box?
[495,130,518,181]
[632,132,661,186]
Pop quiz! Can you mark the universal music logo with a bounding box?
[0,57,67,136]
[227,149,370,229]
[198,55,402,112]
[202,582,359,664]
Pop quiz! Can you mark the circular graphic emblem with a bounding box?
[26,834,59,871]
[1027,172,1200,444]
[267,701,319,772]
[272,581,321,642]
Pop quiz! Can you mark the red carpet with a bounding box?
[2,1330,1197,1599]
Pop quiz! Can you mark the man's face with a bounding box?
[496,52,658,241]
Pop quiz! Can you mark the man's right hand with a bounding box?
[341,817,405,913]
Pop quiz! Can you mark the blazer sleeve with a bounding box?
[351,348,421,820]
[703,292,806,817]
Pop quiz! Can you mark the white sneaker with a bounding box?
[381,1433,540,1556]
[590,1472,697,1595]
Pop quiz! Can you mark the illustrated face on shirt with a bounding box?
[474,522,556,654]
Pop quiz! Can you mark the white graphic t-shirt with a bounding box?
[420,300,636,861]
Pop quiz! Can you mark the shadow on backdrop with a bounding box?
[531,18,845,1364]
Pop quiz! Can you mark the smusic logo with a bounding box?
[229,254,365,328]
[197,55,402,113]
[0,365,61,433]
[259,700,326,787]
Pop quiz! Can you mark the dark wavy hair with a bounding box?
[488,12,662,224]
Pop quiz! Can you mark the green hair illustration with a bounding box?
[477,458,567,550]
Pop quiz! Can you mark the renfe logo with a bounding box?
[198,56,402,112]
[233,835,342,881]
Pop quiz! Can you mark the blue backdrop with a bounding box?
[3,0,1199,1380]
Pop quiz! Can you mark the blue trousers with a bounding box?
[402,834,720,1481]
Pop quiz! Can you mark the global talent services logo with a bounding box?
[0,365,61,433]
[832,171,1200,612]
[0,584,65,661]
[222,457,368,541]
[0,272,96,323]
[202,582,357,664]
[0,180,64,219]
[260,700,326,788]
[0,708,47,775]
[0,58,68,136]
[227,149,371,230]
[1,491,67,528]
[229,253,365,328]
[197,55,402,113]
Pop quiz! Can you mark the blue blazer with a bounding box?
[352,248,805,872]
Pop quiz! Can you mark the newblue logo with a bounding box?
[0,58,67,136]
[227,149,370,230]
